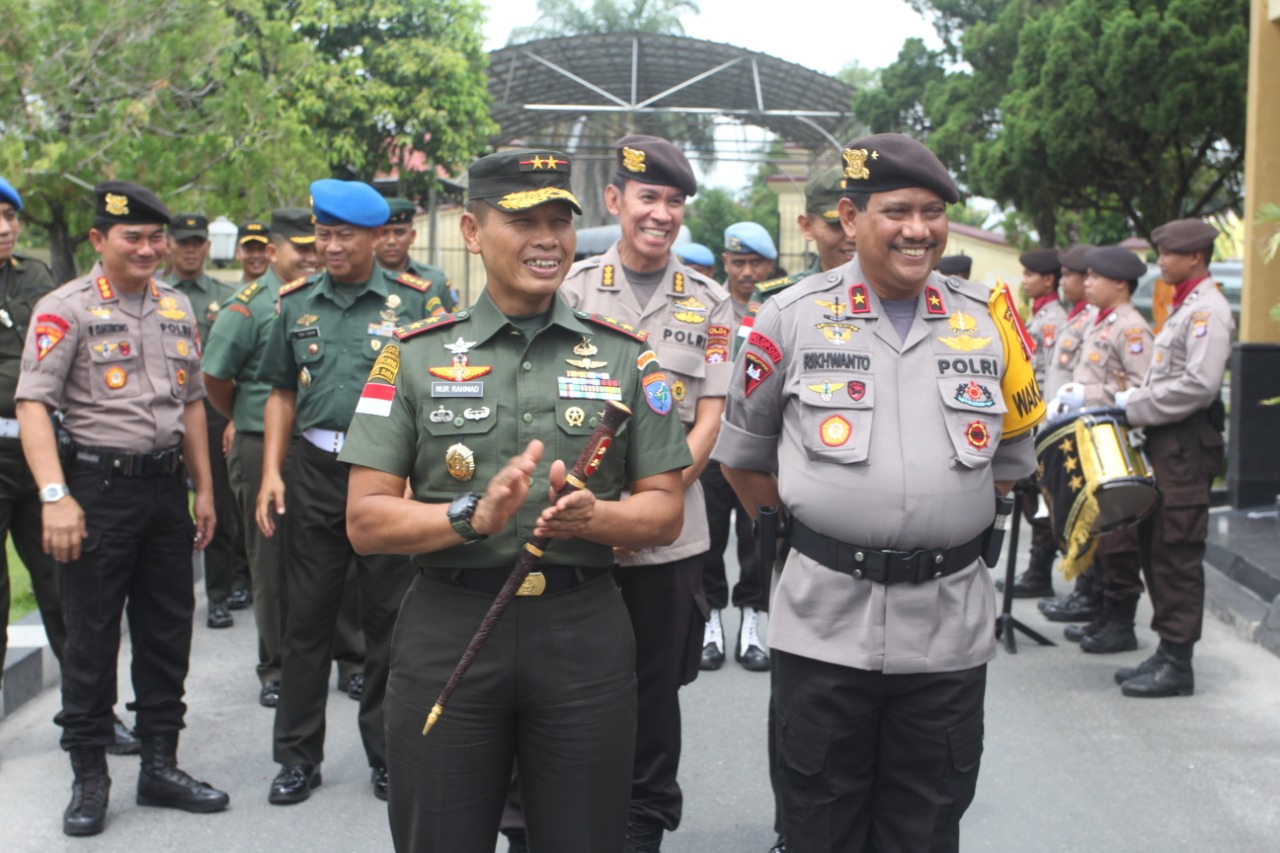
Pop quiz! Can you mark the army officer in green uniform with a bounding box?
[254,181,435,805]
[341,150,691,853]
[377,197,457,304]
[165,212,249,628]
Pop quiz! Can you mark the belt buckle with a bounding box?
[517,572,546,596]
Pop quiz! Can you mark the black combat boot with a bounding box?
[625,815,664,853]
[995,547,1056,598]
[1064,598,1111,643]
[1041,572,1101,622]
[1080,598,1138,654]
[1121,641,1195,697]
[64,745,111,837]
[136,731,230,813]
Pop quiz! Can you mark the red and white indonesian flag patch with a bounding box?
[355,383,396,417]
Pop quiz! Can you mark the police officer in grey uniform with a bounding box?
[1113,219,1233,697]
[556,134,733,851]
[715,134,1043,852]
[16,181,229,835]
[1049,247,1153,654]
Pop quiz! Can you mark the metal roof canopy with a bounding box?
[488,32,856,152]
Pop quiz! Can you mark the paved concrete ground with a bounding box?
[2,533,1279,852]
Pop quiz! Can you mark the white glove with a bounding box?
[1051,383,1084,416]
[1113,388,1133,410]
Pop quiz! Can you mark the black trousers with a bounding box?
[57,466,194,749]
[0,439,67,684]
[272,440,412,768]
[386,571,637,853]
[700,463,767,611]
[775,651,986,853]
[1018,481,1057,555]
[615,554,706,830]
[1097,524,1143,603]
[198,403,249,603]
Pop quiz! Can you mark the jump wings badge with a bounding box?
[566,337,607,370]
[937,311,992,352]
[430,337,492,382]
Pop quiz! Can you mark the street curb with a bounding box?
[1204,559,1280,661]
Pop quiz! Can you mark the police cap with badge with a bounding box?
[1151,219,1217,257]
[238,219,270,245]
[385,197,416,226]
[805,167,846,221]
[840,133,959,203]
[614,135,697,198]
[169,213,209,242]
[270,207,316,244]
[724,222,777,260]
[93,181,170,232]
[468,150,583,214]
[311,179,391,227]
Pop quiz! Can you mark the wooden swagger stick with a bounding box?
[423,399,634,734]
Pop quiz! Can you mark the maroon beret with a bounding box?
[840,133,959,204]
[615,135,697,198]
[1019,248,1061,275]
[1060,245,1095,274]
[1151,219,1217,254]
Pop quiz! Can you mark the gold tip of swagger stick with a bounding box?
[422,703,444,735]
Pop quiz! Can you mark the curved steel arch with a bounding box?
[488,32,856,152]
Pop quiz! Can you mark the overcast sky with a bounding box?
[479,0,941,192]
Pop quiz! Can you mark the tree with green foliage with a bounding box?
[685,187,748,280]
[510,0,699,40]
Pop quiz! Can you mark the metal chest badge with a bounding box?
[642,371,673,414]
[566,337,607,370]
[673,295,707,325]
[938,311,992,352]
[430,337,492,382]
[446,443,476,481]
[157,296,188,321]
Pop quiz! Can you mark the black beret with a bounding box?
[1151,219,1217,255]
[386,197,416,225]
[270,207,315,244]
[1085,246,1146,282]
[1019,248,1061,275]
[238,219,270,244]
[1060,245,1095,273]
[94,181,169,229]
[805,167,846,220]
[840,133,959,204]
[469,149,582,214]
[615,135,697,198]
[168,213,209,241]
[935,255,972,278]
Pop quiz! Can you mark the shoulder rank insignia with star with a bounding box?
[277,277,310,298]
[395,272,432,292]
[235,281,263,303]
[584,313,648,342]
[395,312,458,341]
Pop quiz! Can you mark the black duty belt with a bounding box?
[421,565,611,596]
[789,518,985,585]
[73,445,183,478]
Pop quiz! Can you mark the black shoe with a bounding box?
[136,733,229,813]
[226,587,253,610]
[337,673,365,700]
[1041,589,1102,623]
[700,610,725,671]
[1114,653,1159,685]
[736,608,771,672]
[259,681,281,708]
[372,766,389,801]
[995,568,1056,598]
[269,764,322,805]
[65,746,111,837]
[1120,643,1195,697]
[206,600,233,629]
[768,837,787,853]
[625,815,664,853]
[505,830,530,853]
[1080,621,1138,654]
[700,643,725,671]
[106,715,141,756]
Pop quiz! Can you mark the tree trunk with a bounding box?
[46,203,80,284]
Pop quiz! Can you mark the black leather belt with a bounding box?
[73,445,183,478]
[789,518,985,585]
[421,565,610,596]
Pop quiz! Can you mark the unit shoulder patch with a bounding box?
[394,312,458,341]
[584,313,648,342]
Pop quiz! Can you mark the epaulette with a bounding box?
[277,276,310,298]
[580,311,648,342]
[756,274,800,297]
[942,272,994,302]
[394,312,458,341]
[235,281,264,303]
[11,252,52,274]
[394,271,432,292]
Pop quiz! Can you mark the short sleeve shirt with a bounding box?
[199,267,283,432]
[1073,302,1153,408]
[338,289,692,570]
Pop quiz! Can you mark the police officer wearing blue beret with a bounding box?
[675,242,717,278]
[255,179,437,805]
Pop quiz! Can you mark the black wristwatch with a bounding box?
[447,492,487,544]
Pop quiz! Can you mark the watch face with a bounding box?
[448,492,479,521]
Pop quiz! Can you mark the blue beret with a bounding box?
[310,179,390,228]
[723,222,777,260]
[0,177,20,211]
[676,242,715,267]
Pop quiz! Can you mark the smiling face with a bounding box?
[841,187,948,300]
[90,223,168,289]
[236,240,271,280]
[269,237,319,283]
[169,235,210,279]
[605,179,685,273]
[799,212,856,272]
[314,224,379,284]
[461,201,576,315]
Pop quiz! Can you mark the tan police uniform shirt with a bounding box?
[1073,302,1152,408]
[16,262,205,452]
[712,261,1037,674]
[1124,278,1233,428]
[559,243,733,565]
[1043,303,1095,400]
[1026,296,1067,391]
